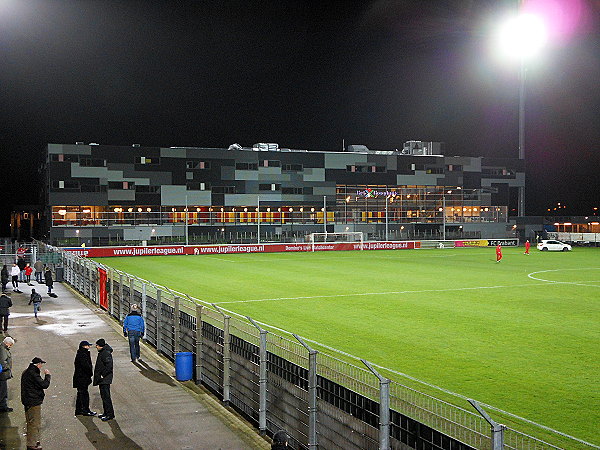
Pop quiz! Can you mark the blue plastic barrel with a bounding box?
[174,352,193,381]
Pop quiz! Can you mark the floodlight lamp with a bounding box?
[128,208,133,213]
[147,208,152,212]
[496,13,547,60]
[137,208,142,212]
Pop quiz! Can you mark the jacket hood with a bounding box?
[99,344,113,353]
[127,310,141,316]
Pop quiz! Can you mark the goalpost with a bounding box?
[308,232,364,252]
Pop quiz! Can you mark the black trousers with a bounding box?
[0,379,8,409]
[99,384,114,417]
[75,387,91,413]
[0,315,8,331]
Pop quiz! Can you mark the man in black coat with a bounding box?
[21,357,51,450]
[0,294,12,332]
[73,341,96,416]
[43,268,53,296]
[93,339,114,421]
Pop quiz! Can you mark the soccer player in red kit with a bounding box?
[524,240,530,255]
[496,244,502,262]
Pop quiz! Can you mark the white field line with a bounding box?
[528,268,600,288]
[214,283,548,304]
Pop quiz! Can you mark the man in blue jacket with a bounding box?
[123,304,145,362]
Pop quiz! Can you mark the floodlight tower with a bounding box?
[495,3,547,216]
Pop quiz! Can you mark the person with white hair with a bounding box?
[0,336,15,412]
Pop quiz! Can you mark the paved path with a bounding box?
[0,281,269,450]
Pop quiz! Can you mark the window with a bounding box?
[135,185,160,193]
[80,158,106,167]
[283,163,303,171]
[426,167,444,174]
[346,165,384,173]
[482,167,514,176]
[282,187,304,195]
[236,162,258,170]
[262,160,280,167]
[108,181,135,190]
[212,186,235,194]
[51,180,80,190]
[137,156,160,165]
[411,164,425,171]
[50,154,79,162]
[259,184,281,191]
[446,164,463,172]
[187,182,210,191]
[81,184,107,192]
[186,161,210,169]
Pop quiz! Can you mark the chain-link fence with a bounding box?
[51,244,597,450]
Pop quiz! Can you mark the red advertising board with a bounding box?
[98,268,108,309]
[63,241,418,258]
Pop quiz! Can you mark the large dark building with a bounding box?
[40,141,525,245]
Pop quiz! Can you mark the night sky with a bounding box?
[1,0,599,235]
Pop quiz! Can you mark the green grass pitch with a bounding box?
[96,247,600,445]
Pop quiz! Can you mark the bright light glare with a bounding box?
[496,14,548,60]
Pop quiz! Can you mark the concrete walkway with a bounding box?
[0,280,270,450]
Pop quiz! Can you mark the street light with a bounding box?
[494,6,548,217]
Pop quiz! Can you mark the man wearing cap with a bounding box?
[73,341,96,416]
[21,357,51,450]
[93,339,114,421]
[0,336,14,413]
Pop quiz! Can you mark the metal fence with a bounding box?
[51,244,596,450]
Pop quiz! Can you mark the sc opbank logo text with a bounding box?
[356,189,398,199]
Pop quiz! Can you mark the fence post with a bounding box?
[118,273,124,323]
[174,296,180,354]
[141,282,147,325]
[293,334,318,449]
[195,304,203,385]
[468,400,504,450]
[362,359,390,450]
[212,304,231,404]
[248,317,268,435]
[129,277,135,312]
[156,289,162,355]
[87,259,92,299]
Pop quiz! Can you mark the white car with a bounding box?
[537,240,572,252]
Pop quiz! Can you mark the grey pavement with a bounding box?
[0,280,270,450]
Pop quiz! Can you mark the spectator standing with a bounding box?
[28,289,42,319]
[93,339,114,421]
[0,294,12,332]
[0,265,8,293]
[73,341,96,416]
[10,264,20,292]
[17,258,26,282]
[33,260,44,284]
[44,268,53,295]
[0,336,15,413]
[24,264,33,286]
[123,304,145,362]
[21,357,51,450]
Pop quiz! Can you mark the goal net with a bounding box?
[307,232,364,252]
